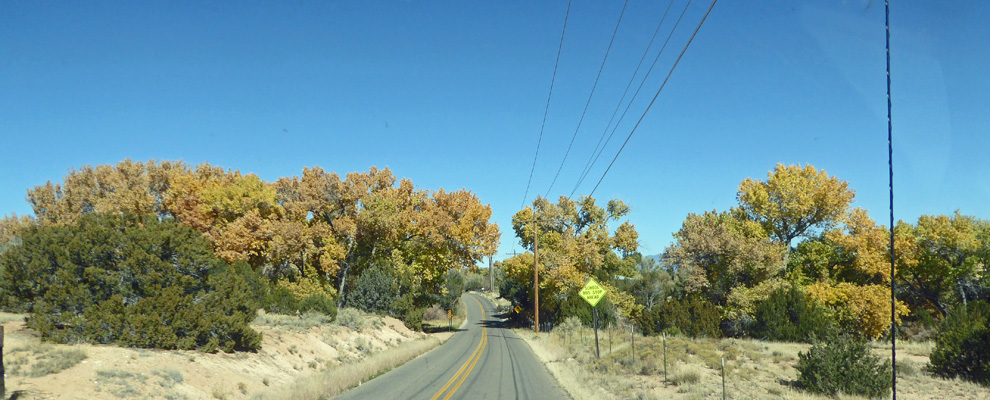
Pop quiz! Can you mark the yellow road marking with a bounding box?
[431,295,488,400]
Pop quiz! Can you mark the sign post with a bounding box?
[578,278,607,359]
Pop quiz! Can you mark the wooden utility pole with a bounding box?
[534,218,540,334]
[489,256,493,292]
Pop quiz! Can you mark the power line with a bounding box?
[589,0,718,197]
[544,0,630,198]
[572,0,695,196]
[522,0,572,208]
[570,0,677,198]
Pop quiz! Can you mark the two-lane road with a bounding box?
[336,293,569,400]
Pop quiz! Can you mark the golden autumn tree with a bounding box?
[737,163,855,248]
[663,210,788,317]
[792,207,910,338]
[273,166,500,308]
[18,160,501,315]
[507,195,641,323]
[895,212,989,316]
[27,159,175,226]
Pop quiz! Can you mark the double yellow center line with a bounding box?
[430,296,488,400]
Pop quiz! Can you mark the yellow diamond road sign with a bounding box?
[579,278,607,307]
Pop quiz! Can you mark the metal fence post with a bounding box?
[1,325,5,398]
[663,332,667,386]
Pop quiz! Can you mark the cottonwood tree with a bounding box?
[737,163,855,248]
[663,210,788,316]
[896,212,989,316]
[506,195,641,321]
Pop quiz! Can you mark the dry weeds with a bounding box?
[1,310,438,399]
[517,323,990,400]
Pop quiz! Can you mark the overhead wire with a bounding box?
[571,0,695,196]
[521,0,573,208]
[588,0,718,197]
[544,0,630,198]
[570,0,678,198]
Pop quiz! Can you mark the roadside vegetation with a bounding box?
[0,160,500,352]
[501,163,990,396]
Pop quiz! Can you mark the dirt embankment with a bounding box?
[1,310,443,400]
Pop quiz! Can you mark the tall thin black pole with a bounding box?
[886,0,897,397]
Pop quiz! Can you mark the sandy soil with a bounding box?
[1,312,431,400]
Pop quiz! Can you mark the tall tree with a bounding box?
[737,163,855,248]
[507,195,641,320]
[896,212,988,315]
[663,210,787,315]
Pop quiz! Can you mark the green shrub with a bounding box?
[634,305,663,336]
[401,306,425,331]
[750,285,835,343]
[390,293,424,331]
[336,307,366,331]
[660,296,721,338]
[0,213,261,352]
[264,286,301,315]
[929,301,990,386]
[299,293,337,320]
[29,349,88,377]
[464,272,486,292]
[348,263,399,315]
[439,269,465,311]
[796,331,892,398]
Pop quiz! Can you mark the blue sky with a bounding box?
[2,1,988,260]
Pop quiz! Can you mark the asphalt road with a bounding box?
[335,292,570,400]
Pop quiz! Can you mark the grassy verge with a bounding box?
[250,335,443,400]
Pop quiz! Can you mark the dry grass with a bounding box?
[3,344,88,377]
[0,311,25,324]
[250,335,442,400]
[253,310,336,332]
[516,323,990,400]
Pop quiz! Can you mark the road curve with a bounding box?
[335,292,570,400]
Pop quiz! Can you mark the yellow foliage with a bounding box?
[738,163,854,246]
[807,282,909,339]
[824,208,893,283]
[726,278,788,317]
[276,264,336,300]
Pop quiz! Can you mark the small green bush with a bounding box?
[336,307,366,331]
[264,286,301,315]
[750,285,836,343]
[929,301,990,386]
[28,349,88,377]
[797,331,892,398]
[348,263,400,315]
[390,293,425,331]
[660,296,721,338]
[299,293,337,320]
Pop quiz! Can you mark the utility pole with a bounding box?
[489,256,493,292]
[515,216,545,335]
[534,218,540,334]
